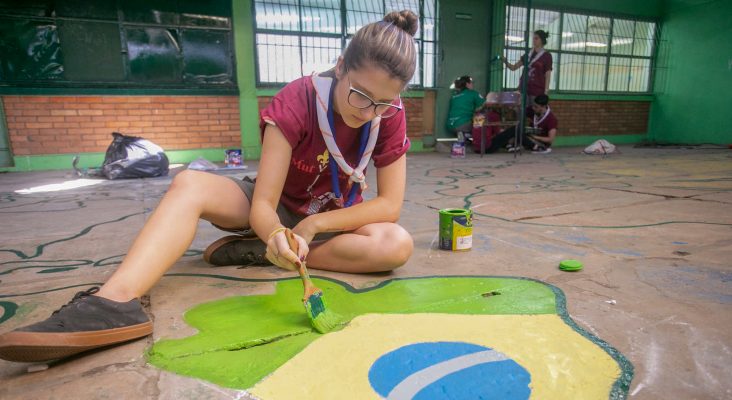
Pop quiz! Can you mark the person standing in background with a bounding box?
[502,30,553,106]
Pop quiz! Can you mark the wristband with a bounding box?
[268,227,287,241]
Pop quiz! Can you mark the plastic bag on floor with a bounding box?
[102,132,169,180]
[584,139,616,155]
[187,157,219,171]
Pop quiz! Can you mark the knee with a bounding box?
[374,225,413,272]
[169,170,204,194]
[165,170,211,210]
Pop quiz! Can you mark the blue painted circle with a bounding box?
[368,341,531,400]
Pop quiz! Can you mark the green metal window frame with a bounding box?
[0,3,237,92]
[502,4,659,94]
[252,0,438,88]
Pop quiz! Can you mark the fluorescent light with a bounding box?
[563,41,586,49]
[505,35,524,42]
[564,41,607,49]
[562,32,573,37]
[612,38,634,45]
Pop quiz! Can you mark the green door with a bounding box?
[435,0,492,139]
[0,99,12,167]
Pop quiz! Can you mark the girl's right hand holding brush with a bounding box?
[265,227,309,271]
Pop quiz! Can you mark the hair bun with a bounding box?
[383,10,419,36]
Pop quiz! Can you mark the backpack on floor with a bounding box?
[101,132,169,180]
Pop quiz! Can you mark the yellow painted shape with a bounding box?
[249,313,621,399]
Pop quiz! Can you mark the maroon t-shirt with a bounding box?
[260,76,410,216]
[527,108,558,136]
[518,50,553,96]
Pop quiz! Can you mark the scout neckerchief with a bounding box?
[528,48,546,68]
[312,73,381,207]
[533,106,552,130]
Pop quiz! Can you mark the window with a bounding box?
[254,0,438,87]
[503,6,657,93]
[0,0,235,90]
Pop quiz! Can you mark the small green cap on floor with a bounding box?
[559,259,583,271]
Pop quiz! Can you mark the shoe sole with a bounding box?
[0,321,153,362]
[203,235,248,265]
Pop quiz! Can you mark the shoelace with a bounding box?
[51,286,100,315]
[239,251,266,266]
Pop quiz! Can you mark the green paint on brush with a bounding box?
[305,292,343,333]
[147,276,556,389]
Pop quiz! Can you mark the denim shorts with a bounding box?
[212,176,340,241]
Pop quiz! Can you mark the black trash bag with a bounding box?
[101,132,169,180]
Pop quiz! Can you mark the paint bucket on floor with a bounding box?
[439,208,473,251]
[225,149,243,167]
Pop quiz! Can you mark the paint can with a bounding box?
[224,149,243,167]
[439,208,473,251]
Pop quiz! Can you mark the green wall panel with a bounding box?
[182,30,234,84]
[648,0,732,145]
[0,0,235,91]
[232,0,262,159]
[56,0,117,20]
[0,98,11,167]
[126,27,184,83]
[57,20,125,82]
[435,0,493,139]
[0,18,63,81]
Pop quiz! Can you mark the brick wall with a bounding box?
[256,90,435,139]
[3,95,241,155]
[3,94,638,157]
[551,100,650,136]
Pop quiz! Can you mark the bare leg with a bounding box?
[97,171,251,302]
[306,223,413,273]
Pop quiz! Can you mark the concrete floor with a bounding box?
[0,147,730,399]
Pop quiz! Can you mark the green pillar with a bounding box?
[232,0,262,159]
[488,0,506,93]
[0,99,12,167]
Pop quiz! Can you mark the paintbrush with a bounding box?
[285,229,341,333]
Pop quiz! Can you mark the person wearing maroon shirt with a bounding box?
[503,30,553,105]
[487,94,558,154]
[0,11,419,363]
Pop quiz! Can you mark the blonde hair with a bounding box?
[342,10,419,84]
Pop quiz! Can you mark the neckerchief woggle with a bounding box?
[312,73,381,208]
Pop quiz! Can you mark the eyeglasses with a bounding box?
[346,75,402,118]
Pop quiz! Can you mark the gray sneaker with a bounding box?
[203,236,272,267]
[0,287,152,362]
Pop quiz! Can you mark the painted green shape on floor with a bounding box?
[0,301,19,325]
[147,276,556,389]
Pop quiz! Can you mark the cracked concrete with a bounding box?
[0,147,731,399]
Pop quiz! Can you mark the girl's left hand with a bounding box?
[293,217,318,245]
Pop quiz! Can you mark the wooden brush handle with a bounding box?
[285,229,317,298]
[285,229,303,269]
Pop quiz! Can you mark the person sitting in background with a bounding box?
[446,76,484,141]
[502,30,553,105]
[488,94,557,154]
[470,107,501,154]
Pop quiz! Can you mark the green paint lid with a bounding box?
[559,259,583,271]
